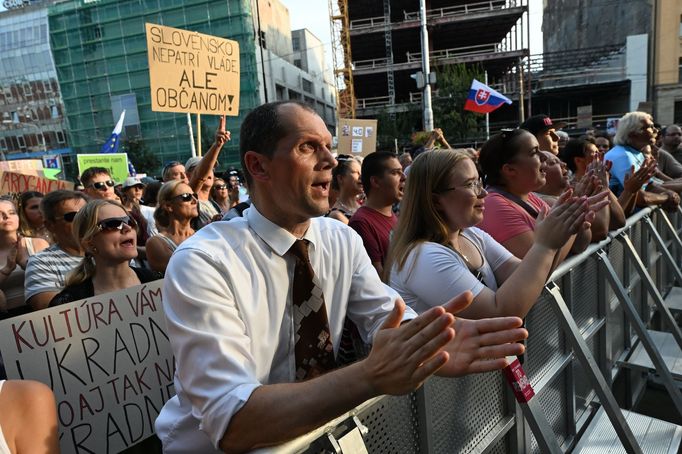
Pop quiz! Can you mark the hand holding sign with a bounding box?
[215,115,231,147]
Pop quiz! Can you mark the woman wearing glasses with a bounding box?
[385,149,607,318]
[49,199,162,306]
[327,155,363,224]
[210,177,238,215]
[145,180,199,273]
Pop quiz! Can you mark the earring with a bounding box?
[92,247,98,254]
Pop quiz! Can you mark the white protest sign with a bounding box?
[146,23,240,115]
[0,281,174,454]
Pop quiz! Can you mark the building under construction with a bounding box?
[331,0,529,128]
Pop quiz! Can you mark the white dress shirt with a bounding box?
[155,205,413,453]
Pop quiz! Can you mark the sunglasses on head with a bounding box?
[88,180,115,191]
[55,211,78,222]
[97,216,137,232]
[173,192,198,202]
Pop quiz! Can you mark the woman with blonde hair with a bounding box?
[385,149,607,318]
[49,199,162,306]
[145,180,198,273]
[18,191,51,243]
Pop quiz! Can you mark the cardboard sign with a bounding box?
[146,23,240,115]
[338,119,378,157]
[77,153,129,184]
[0,159,44,176]
[0,171,74,196]
[0,281,174,454]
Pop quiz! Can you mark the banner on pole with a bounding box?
[146,23,240,116]
[77,153,130,184]
[0,171,74,196]
[0,281,174,454]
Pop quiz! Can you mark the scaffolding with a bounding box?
[328,0,355,119]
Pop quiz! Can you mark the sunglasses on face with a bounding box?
[214,184,228,190]
[55,211,78,222]
[97,216,137,233]
[173,193,198,202]
[88,180,115,191]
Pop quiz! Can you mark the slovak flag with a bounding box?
[464,79,512,114]
[100,110,125,154]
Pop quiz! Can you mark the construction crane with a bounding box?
[328,0,355,119]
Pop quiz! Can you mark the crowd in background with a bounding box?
[0,106,679,453]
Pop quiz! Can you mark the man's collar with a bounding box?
[246,205,319,257]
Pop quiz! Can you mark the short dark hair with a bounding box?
[663,124,681,136]
[478,129,530,186]
[561,138,593,172]
[80,167,111,187]
[361,151,398,197]
[239,101,317,188]
[41,190,88,222]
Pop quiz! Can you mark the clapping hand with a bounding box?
[534,189,610,250]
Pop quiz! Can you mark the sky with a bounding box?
[282,0,544,76]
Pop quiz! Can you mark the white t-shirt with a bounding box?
[389,227,515,315]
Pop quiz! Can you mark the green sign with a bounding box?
[76,153,129,184]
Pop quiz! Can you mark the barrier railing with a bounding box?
[262,207,682,453]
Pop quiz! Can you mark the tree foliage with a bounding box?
[431,63,485,143]
[122,138,159,175]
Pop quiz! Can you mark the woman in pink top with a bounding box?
[477,129,595,260]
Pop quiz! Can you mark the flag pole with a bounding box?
[197,113,202,157]
[484,71,490,140]
[187,113,196,158]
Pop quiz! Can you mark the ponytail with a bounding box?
[65,254,97,287]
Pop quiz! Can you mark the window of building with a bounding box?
[675,101,682,125]
[0,138,6,151]
[294,59,302,69]
[679,15,682,36]
[302,78,313,93]
[17,135,26,149]
[56,130,66,144]
[258,30,267,49]
[292,36,300,51]
[679,57,682,83]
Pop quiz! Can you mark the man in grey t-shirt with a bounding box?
[24,190,86,310]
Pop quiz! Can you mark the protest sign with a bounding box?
[0,171,74,196]
[77,153,129,184]
[146,23,240,116]
[0,281,174,454]
[338,119,378,157]
[0,159,44,176]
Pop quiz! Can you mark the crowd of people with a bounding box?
[0,102,679,453]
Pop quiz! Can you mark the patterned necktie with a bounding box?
[289,239,336,380]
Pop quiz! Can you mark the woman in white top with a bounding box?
[0,380,59,453]
[385,149,608,318]
[145,180,198,273]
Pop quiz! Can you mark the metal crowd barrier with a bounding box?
[261,207,682,453]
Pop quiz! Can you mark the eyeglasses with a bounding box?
[97,215,137,232]
[172,192,198,202]
[336,154,354,161]
[439,179,485,194]
[214,184,228,190]
[88,180,115,191]
[55,211,78,222]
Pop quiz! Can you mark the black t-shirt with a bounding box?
[49,267,163,307]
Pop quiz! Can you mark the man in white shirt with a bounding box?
[156,101,528,453]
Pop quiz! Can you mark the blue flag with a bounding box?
[100,110,125,154]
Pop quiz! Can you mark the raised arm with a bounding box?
[189,115,231,193]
